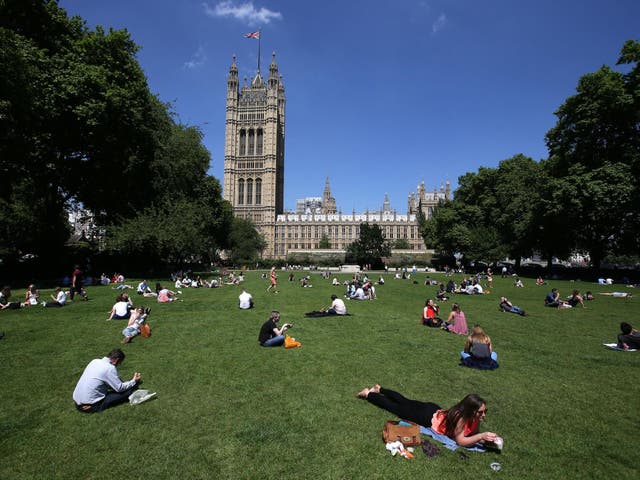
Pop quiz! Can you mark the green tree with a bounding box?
[0,1,233,273]
[393,239,410,249]
[318,234,331,249]
[346,222,391,268]
[226,217,266,265]
[545,40,640,266]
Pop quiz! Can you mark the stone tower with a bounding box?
[322,177,337,214]
[223,53,286,240]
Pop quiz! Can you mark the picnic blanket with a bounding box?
[419,427,486,452]
[603,343,637,352]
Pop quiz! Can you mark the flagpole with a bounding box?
[257,27,262,72]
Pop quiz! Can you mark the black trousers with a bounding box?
[366,387,441,427]
[75,385,138,413]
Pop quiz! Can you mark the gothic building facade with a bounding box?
[222,54,449,259]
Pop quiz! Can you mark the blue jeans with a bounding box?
[262,335,284,347]
[461,351,498,361]
[509,306,524,315]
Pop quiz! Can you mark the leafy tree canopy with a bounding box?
[346,222,391,269]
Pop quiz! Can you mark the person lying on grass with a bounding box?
[617,322,640,350]
[499,296,526,316]
[357,386,501,448]
[121,307,147,344]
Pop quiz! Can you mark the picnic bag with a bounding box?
[140,323,151,338]
[382,420,421,446]
[284,334,301,348]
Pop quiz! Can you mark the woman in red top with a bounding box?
[357,385,501,447]
[422,299,442,327]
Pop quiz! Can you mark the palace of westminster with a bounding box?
[222,53,450,259]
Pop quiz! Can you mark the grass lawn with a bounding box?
[0,271,637,479]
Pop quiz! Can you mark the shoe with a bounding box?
[41,301,46,307]
[0,331,5,340]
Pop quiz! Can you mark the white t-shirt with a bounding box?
[351,288,366,300]
[331,298,347,315]
[238,291,253,309]
[56,291,67,305]
[114,301,130,316]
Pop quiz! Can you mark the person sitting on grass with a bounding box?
[422,299,443,328]
[0,286,22,310]
[42,287,67,308]
[72,348,141,413]
[357,386,502,448]
[349,283,367,300]
[544,288,568,308]
[258,310,292,347]
[107,293,133,320]
[121,307,148,344]
[238,288,254,309]
[442,303,468,335]
[499,296,526,316]
[22,284,41,306]
[305,294,348,317]
[460,325,499,370]
[567,289,585,308]
[617,322,640,350]
[436,284,449,301]
[157,285,178,303]
[327,294,347,315]
[136,280,157,298]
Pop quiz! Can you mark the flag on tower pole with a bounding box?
[244,28,262,72]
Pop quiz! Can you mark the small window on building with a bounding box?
[255,178,262,205]
[239,130,246,156]
[256,129,263,155]
[237,179,245,205]
[246,178,253,205]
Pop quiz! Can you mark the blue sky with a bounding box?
[59,0,639,213]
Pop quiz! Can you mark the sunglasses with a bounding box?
[477,408,488,414]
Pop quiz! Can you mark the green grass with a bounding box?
[1,272,638,479]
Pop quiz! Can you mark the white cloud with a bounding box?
[203,1,282,25]
[184,46,207,69]
[431,13,447,34]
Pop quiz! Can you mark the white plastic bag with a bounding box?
[129,389,157,405]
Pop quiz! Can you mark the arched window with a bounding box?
[239,130,246,156]
[256,128,263,155]
[246,178,253,205]
[237,179,245,205]
[248,129,255,156]
[255,178,262,205]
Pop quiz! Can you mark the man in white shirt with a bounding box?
[43,287,67,307]
[350,286,366,300]
[238,289,254,309]
[327,294,347,315]
[72,349,141,413]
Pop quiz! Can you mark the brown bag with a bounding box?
[140,323,151,338]
[382,420,421,446]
